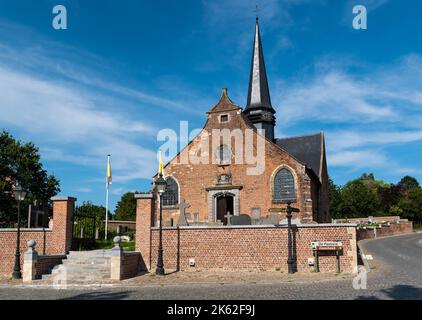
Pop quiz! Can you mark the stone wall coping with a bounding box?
[107,220,136,224]
[0,228,52,232]
[123,251,141,256]
[51,196,77,202]
[151,223,358,231]
[38,254,67,260]
[134,193,154,199]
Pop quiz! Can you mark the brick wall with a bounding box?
[147,224,357,274]
[121,252,141,280]
[35,255,66,279]
[157,95,326,225]
[357,220,413,241]
[0,197,75,276]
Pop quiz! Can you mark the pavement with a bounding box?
[0,232,421,300]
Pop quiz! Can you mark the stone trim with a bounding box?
[207,188,241,222]
[151,223,358,230]
[135,193,154,199]
[51,196,77,202]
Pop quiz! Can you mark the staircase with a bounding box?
[40,250,114,285]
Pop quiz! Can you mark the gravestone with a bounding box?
[279,217,301,225]
[259,214,280,225]
[224,211,233,225]
[251,208,261,221]
[231,214,252,226]
[177,198,190,226]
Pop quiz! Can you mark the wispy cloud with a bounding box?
[273,53,422,174]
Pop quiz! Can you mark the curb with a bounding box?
[357,241,371,273]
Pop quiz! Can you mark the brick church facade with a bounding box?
[152,18,330,226]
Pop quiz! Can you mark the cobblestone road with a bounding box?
[0,233,421,300]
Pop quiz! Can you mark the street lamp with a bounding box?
[283,200,299,274]
[12,183,27,279]
[154,173,167,275]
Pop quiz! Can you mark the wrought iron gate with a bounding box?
[71,207,96,250]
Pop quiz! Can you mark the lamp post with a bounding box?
[154,173,167,275]
[12,183,27,279]
[285,200,299,274]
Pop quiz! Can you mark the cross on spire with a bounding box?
[255,4,260,21]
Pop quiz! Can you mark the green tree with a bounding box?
[397,188,422,224]
[338,179,382,218]
[115,192,137,221]
[0,130,60,227]
[397,176,420,192]
[328,177,342,218]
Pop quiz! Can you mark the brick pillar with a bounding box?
[51,196,76,254]
[135,193,155,270]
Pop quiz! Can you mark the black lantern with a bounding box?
[154,173,167,275]
[12,183,27,279]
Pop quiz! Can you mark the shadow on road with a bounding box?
[356,284,422,300]
[60,290,131,300]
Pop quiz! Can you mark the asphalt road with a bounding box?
[1,233,421,300]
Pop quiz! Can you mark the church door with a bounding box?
[216,195,234,225]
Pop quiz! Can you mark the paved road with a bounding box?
[1,233,421,300]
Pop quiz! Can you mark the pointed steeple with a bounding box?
[243,17,276,141]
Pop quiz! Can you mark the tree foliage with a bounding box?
[0,131,60,227]
[329,173,421,221]
[115,192,137,221]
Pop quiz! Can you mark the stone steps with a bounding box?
[38,250,114,285]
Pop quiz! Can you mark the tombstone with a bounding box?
[224,211,233,226]
[279,217,301,225]
[259,213,280,225]
[177,198,190,226]
[231,214,252,226]
[251,208,261,221]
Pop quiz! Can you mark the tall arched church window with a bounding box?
[163,177,179,206]
[273,168,296,201]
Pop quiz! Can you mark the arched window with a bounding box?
[162,177,179,206]
[273,168,296,201]
[216,144,231,164]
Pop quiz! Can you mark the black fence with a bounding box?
[71,207,97,250]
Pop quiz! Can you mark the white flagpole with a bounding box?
[105,154,110,241]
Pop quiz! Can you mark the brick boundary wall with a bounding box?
[147,224,358,274]
[334,216,401,224]
[135,194,358,274]
[121,252,141,280]
[35,255,66,279]
[357,220,413,241]
[0,197,75,276]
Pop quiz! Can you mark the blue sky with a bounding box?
[1,0,422,212]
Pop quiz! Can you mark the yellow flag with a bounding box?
[106,155,112,185]
[158,150,163,176]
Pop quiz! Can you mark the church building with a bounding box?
[154,18,330,226]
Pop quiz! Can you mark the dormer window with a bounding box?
[219,114,229,123]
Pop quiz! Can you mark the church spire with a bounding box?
[243,18,276,141]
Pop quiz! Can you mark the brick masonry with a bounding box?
[0,197,75,276]
[356,220,413,241]
[154,92,330,226]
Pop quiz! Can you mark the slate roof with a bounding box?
[244,18,275,114]
[275,132,324,181]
